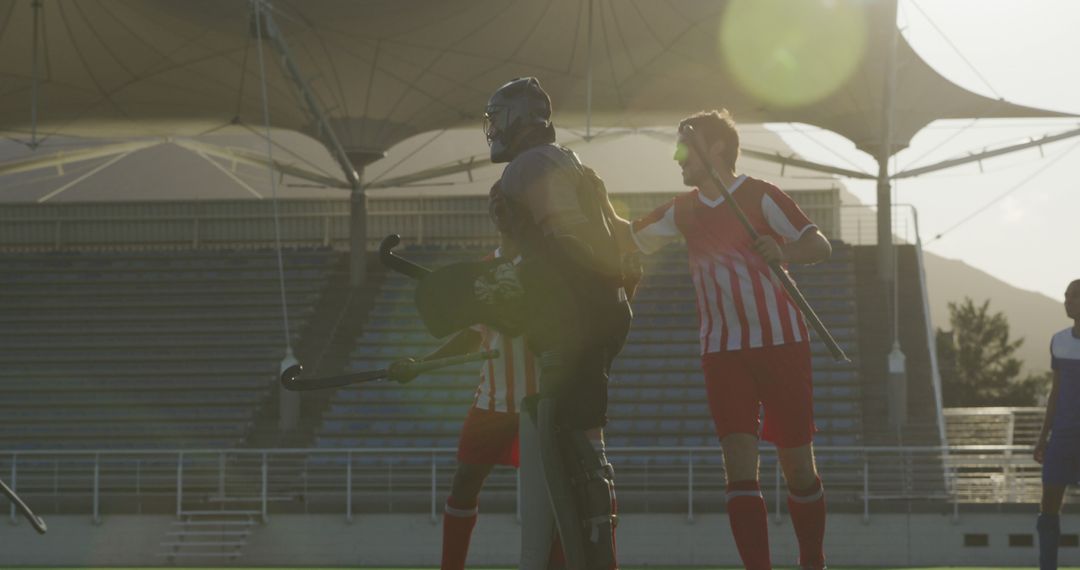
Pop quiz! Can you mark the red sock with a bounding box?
[547,533,566,570]
[787,477,826,570]
[726,480,771,570]
[441,495,478,570]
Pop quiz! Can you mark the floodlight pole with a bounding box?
[255,2,373,287]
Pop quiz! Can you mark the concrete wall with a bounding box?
[2,512,1076,567]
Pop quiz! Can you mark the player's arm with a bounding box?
[389,328,484,383]
[423,328,484,360]
[620,200,680,256]
[593,189,638,254]
[606,209,636,255]
[1035,370,1060,464]
[753,227,832,266]
[755,186,832,265]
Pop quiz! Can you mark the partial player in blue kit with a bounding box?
[1034,278,1080,570]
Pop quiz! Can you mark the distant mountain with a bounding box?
[923,252,1067,374]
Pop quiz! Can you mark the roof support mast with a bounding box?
[254,1,369,287]
[878,0,907,431]
[585,0,594,141]
[877,0,899,291]
[30,0,42,150]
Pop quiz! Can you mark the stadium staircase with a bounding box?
[159,509,259,564]
[157,449,309,563]
[242,251,386,448]
[853,244,947,499]
[314,242,865,509]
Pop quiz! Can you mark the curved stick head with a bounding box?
[379,234,402,259]
[378,233,430,279]
[280,363,304,388]
[31,516,47,535]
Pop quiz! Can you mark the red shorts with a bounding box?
[456,406,520,467]
[701,341,816,448]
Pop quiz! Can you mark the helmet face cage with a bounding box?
[482,105,510,146]
[482,77,552,162]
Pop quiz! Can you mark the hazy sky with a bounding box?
[773,0,1080,301]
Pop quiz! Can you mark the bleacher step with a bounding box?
[160,541,247,547]
[166,531,251,537]
[160,505,265,561]
[171,520,255,527]
[157,552,243,558]
[178,510,262,516]
[204,495,293,503]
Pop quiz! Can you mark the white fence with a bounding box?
[1,444,1064,526]
[838,202,922,247]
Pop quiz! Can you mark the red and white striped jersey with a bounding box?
[472,326,540,413]
[632,176,816,354]
[471,248,540,413]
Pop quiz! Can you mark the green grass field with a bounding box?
[10,567,1080,570]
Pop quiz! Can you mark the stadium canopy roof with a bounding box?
[0,0,1070,166]
[0,125,847,203]
[2,0,1076,292]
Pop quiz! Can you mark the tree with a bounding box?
[936,297,1050,406]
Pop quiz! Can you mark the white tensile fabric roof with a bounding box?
[0,125,846,203]
[0,0,1068,163]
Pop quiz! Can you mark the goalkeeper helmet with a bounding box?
[482,77,553,163]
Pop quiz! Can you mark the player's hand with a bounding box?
[1034,440,1047,464]
[753,235,785,264]
[622,252,644,300]
[387,357,420,384]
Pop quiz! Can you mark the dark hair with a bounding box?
[679,109,740,170]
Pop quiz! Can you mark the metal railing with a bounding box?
[838,203,920,246]
[0,445,1066,526]
[945,407,1047,446]
[0,190,841,251]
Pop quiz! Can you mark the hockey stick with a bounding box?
[280,349,500,391]
[0,477,47,534]
[681,124,849,363]
[379,234,430,280]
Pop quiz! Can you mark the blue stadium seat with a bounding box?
[660,403,687,415]
[631,419,659,432]
[637,403,661,415]
[0,249,344,447]
[658,419,681,433]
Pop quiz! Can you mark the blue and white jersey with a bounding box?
[1051,327,1080,438]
